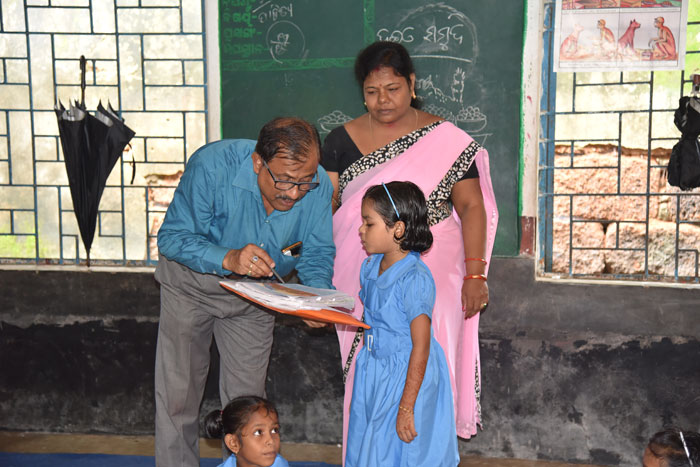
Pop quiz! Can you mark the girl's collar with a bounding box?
[371,252,419,289]
[378,250,408,276]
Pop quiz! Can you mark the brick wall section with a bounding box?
[552,144,700,277]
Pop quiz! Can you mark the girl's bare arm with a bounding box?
[396,314,431,443]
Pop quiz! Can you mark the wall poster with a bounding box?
[553,0,688,72]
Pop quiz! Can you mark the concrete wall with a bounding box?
[474,258,700,465]
[1,257,698,466]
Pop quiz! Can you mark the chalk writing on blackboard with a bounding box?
[253,2,293,24]
[376,3,490,145]
[376,27,416,44]
[266,20,307,63]
[380,3,478,66]
[376,15,470,58]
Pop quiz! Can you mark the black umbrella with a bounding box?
[54,56,135,265]
[667,77,700,191]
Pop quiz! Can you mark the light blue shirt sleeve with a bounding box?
[402,263,437,323]
[157,155,229,275]
[157,140,255,276]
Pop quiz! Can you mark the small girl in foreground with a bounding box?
[346,181,459,466]
[204,396,289,467]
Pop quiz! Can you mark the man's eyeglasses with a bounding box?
[261,158,320,192]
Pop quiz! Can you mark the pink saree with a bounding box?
[332,121,498,454]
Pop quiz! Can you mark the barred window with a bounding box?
[539,1,700,284]
[0,1,208,267]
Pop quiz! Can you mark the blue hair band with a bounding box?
[382,183,400,219]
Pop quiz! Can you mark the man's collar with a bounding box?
[232,155,259,195]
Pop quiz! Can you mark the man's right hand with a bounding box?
[223,245,276,278]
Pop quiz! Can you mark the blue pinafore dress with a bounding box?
[345,252,459,467]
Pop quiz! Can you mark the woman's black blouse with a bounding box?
[321,125,479,180]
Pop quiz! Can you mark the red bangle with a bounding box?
[464,274,487,281]
[464,258,487,264]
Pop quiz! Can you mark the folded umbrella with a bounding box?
[667,77,700,191]
[54,56,135,265]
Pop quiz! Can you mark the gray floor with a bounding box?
[0,431,603,467]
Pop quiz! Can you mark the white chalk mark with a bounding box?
[266,20,306,63]
[317,110,353,135]
[412,54,472,63]
[253,1,271,14]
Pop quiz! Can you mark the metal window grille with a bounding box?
[539,1,700,284]
[0,0,208,268]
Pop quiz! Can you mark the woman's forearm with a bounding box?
[460,203,487,275]
[452,178,487,273]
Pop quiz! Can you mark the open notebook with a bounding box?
[219,280,369,329]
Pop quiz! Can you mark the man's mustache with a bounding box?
[277,194,303,203]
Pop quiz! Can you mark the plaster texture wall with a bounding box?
[1,258,698,466]
[469,258,700,466]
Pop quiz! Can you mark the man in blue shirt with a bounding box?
[154,117,335,467]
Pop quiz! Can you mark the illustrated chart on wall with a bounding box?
[219,1,524,255]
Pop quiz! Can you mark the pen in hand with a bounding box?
[270,266,285,283]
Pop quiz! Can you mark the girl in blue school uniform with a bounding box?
[346,181,459,467]
[204,396,289,467]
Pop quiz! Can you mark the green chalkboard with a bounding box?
[219,1,523,256]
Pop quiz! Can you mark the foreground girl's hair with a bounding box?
[362,181,433,252]
[204,395,278,440]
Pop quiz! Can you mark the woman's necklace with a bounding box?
[368,108,419,151]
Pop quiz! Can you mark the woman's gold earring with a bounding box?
[412,92,417,99]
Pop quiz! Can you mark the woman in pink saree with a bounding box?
[321,42,498,459]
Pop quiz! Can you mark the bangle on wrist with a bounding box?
[398,405,413,414]
[464,274,487,281]
[464,257,487,264]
